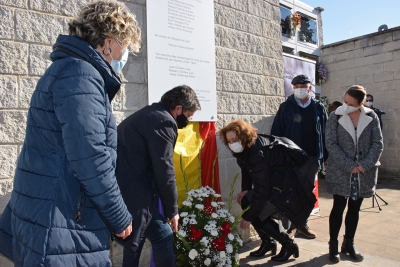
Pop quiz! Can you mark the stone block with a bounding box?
[19,77,38,108]
[0,146,17,179]
[216,47,264,75]
[373,52,393,64]
[0,179,13,196]
[265,77,284,96]
[327,52,348,64]
[16,10,65,44]
[372,31,393,46]
[393,30,400,41]
[384,60,400,72]
[216,69,223,91]
[214,0,248,12]
[217,91,239,113]
[338,41,355,53]
[29,0,91,16]
[121,56,147,83]
[262,20,280,40]
[125,2,145,32]
[347,48,364,59]
[355,56,375,67]
[123,83,148,111]
[394,70,400,80]
[236,114,274,134]
[263,58,283,77]
[29,44,52,76]
[364,63,384,75]
[355,74,374,85]
[265,96,283,114]
[0,110,28,143]
[0,0,26,8]
[0,41,28,75]
[354,37,373,49]
[321,45,340,57]
[221,70,265,94]
[238,94,265,115]
[374,71,394,83]
[0,76,17,108]
[126,0,146,5]
[248,0,272,20]
[0,7,14,39]
[214,4,263,36]
[383,39,400,53]
[339,76,356,88]
[363,44,383,57]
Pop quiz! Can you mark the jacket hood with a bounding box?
[51,35,121,102]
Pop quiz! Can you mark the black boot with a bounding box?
[258,218,299,262]
[249,232,277,257]
[329,240,340,263]
[341,236,363,261]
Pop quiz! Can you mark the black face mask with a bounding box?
[176,113,189,129]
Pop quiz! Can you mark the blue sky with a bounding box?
[302,0,400,45]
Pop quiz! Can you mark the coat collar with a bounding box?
[335,106,373,145]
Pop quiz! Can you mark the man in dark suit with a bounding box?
[116,85,200,267]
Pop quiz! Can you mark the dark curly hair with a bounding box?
[220,120,257,148]
[68,0,141,52]
[161,85,201,112]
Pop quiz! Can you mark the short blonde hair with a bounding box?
[68,0,141,52]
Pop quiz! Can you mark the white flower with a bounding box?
[200,237,209,246]
[235,253,239,260]
[226,244,233,253]
[178,229,187,237]
[211,213,218,218]
[214,193,221,198]
[182,217,189,225]
[211,201,218,207]
[229,216,235,223]
[182,200,192,206]
[189,249,198,260]
[190,218,197,224]
[211,230,219,236]
[180,212,188,217]
[195,204,204,210]
[236,236,243,246]
[204,258,211,266]
[204,248,210,255]
[228,233,234,241]
[220,251,226,258]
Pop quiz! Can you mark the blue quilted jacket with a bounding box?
[0,35,132,266]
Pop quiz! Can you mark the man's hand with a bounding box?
[115,222,132,239]
[240,219,251,230]
[168,214,179,233]
[351,166,360,174]
[237,190,248,205]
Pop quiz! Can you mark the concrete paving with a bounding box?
[239,178,400,267]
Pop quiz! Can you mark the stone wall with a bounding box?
[0,0,284,265]
[321,27,400,178]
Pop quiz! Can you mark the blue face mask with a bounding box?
[111,48,129,72]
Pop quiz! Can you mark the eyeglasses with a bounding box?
[114,37,123,49]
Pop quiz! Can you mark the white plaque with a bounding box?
[147,0,217,121]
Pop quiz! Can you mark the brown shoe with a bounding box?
[297,226,316,239]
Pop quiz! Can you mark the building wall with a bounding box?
[321,27,400,178]
[0,0,284,265]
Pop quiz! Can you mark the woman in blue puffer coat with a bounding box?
[0,1,141,266]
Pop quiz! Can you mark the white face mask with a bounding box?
[294,88,309,100]
[343,103,358,114]
[111,48,129,72]
[365,101,373,107]
[228,141,244,153]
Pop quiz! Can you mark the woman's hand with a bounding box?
[240,219,251,229]
[237,190,248,205]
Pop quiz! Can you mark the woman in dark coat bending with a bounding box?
[220,120,315,262]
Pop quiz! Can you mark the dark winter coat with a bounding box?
[325,106,383,198]
[115,102,179,251]
[0,35,132,266]
[234,135,316,228]
[271,95,328,168]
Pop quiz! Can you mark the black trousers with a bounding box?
[329,194,364,240]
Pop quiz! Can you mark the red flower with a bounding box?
[188,225,203,241]
[212,236,226,251]
[220,221,231,236]
[203,200,215,215]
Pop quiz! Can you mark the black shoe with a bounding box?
[329,240,340,263]
[341,236,363,261]
[249,236,277,257]
[271,240,299,262]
